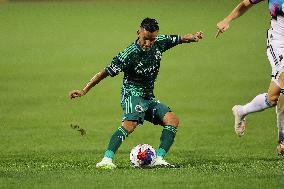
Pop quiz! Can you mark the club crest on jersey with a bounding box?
[155,50,162,60]
[135,105,143,113]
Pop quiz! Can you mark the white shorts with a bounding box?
[267,28,284,87]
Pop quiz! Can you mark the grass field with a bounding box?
[0,0,283,188]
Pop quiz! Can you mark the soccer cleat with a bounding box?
[151,156,175,168]
[277,142,284,156]
[96,157,117,169]
[232,105,246,137]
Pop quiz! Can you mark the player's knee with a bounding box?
[122,121,138,134]
[163,112,180,127]
[268,94,279,106]
[171,116,180,128]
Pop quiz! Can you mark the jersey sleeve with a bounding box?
[104,56,124,77]
[155,35,182,52]
[249,0,263,4]
[104,46,134,77]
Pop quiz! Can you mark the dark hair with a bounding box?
[140,18,159,32]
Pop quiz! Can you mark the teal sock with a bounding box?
[156,148,167,157]
[157,125,177,158]
[104,126,129,159]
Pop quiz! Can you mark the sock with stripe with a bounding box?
[238,93,273,117]
[104,126,129,159]
[157,125,177,158]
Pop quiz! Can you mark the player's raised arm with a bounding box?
[215,0,255,38]
[69,69,108,99]
[181,31,203,43]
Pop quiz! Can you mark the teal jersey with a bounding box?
[105,35,182,100]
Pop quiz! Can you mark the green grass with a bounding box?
[0,0,283,188]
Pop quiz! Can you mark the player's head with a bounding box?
[137,18,159,51]
[140,18,159,32]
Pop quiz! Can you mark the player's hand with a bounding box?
[182,31,203,43]
[69,90,85,99]
[193,31,203,42]
[216,20,230,38]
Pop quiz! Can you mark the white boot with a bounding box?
[151,156,175,168]
[96,157,116,169]
[232,105,246,136]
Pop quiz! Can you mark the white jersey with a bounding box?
[248,0,284,85]
[250,0,284,34]
[267,19,284,86]
[250,1,284,85]
[271,15,284,35]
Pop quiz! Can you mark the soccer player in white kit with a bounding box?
[216,0,284,155]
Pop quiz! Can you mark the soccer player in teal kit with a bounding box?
[70,18,203,168]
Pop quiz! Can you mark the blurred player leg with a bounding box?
[276,72,284,155]
[276,93,284,155]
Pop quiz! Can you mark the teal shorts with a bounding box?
[121,96,171,125]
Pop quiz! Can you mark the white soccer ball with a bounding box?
[130,144,156,167]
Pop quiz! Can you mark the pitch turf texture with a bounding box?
[0,0,283,188]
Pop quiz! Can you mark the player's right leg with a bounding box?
[276,93,284,155]
[276,73,284,155]
[232,81,279,136]
[96,96,144,169]
[96,121,137,169]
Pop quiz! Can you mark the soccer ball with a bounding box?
[130,144,156,167]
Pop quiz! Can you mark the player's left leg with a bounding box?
[96,122,136,169]
[145,100,179,167]
[96,96,146,169]
[157,112,179,157]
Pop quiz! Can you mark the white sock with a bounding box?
[277,94,284,143]
[238,93,273,116]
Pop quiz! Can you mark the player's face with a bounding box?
[137,28,158,51]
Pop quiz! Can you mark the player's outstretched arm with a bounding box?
[181,31,203,43]
[215,0,256,38]
[69,69,108,99]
